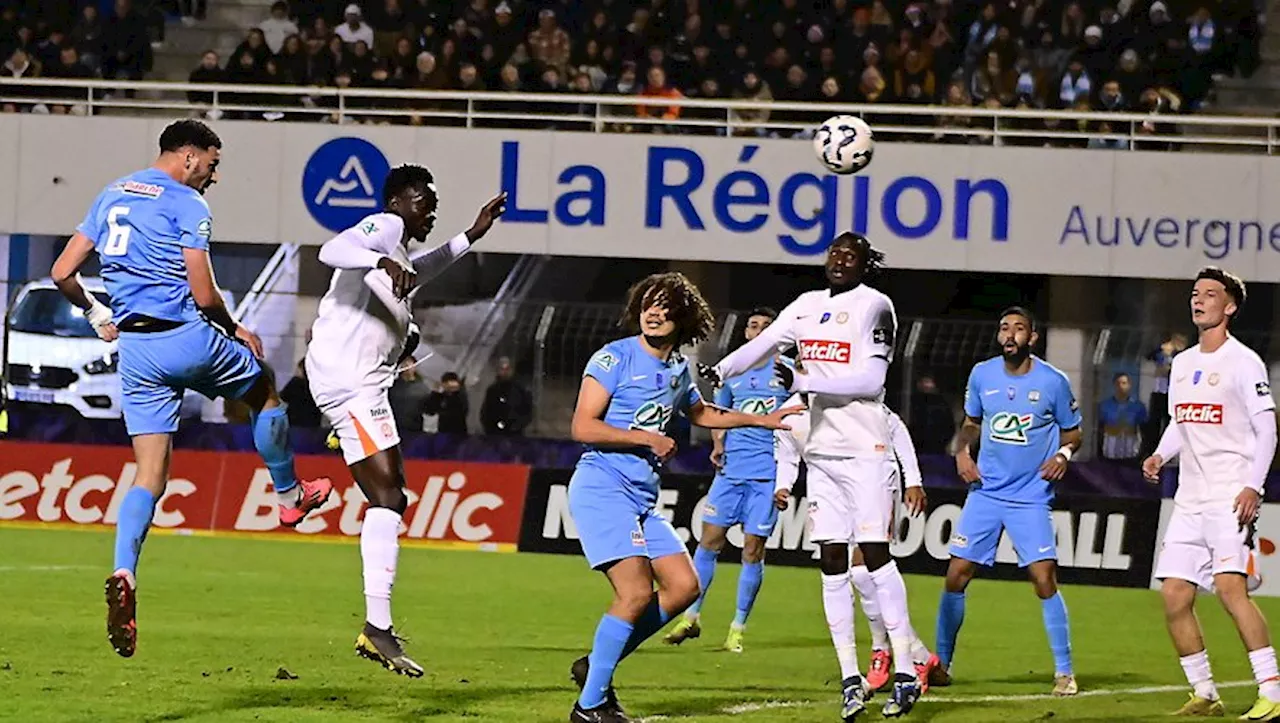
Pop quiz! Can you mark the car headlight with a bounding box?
[84,352,119,375]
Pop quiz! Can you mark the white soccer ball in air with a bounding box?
[813,115,875,175]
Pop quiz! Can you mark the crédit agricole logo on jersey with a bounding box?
[736,397,778,415]
[631,400,673,433]
[989,411,1034,445]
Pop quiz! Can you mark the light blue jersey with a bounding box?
[577,336,702,501]
[76,168,213,324]
[963,356,1082,504]
[713,357,790,481]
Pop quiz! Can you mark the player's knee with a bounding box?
[1214,576,1252,613]
[1027,564,1058,599]
[819,545,849,576]
[741,536,767,564]
[699,527,728,554]
[671,574,701,610]
[944,558,975,593]
[859,542,891,571]
[614,589,653,619]
[1161,580,1196,617]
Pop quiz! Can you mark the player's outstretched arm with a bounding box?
[714,303,800,382]
[788,356,889,399]
[51,232,117,341]
[406,193,507,292]
[686,398,802,431]
[182,247,263,358]
[570,375,674,459]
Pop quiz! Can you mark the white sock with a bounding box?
[822,572,861,680]
[277,485,301,509]
[361,507,401,630]
[870,561,918,677]
[850,565,890,652]
[910,636,933,665]
[1249,646,1280,702]
[1180,650,1219,701]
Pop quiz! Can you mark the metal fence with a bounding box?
[2,78,1278,153]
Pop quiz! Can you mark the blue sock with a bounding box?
[733,561,764,627]
[936,591,966,668]
[1042,592,1073,675]
[687,545,718,616]
[113,487,157,576]
[620,594,672,660]
[250,405,298,496]
[579,614,633,709]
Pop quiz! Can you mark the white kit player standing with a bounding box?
[704,232,931,720]
[306,163,505,676]
[1144,266,1280,720]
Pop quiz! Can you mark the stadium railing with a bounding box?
[2,77,1278,153]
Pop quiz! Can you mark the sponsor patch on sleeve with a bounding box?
[589,350,617,373]
[1258,381,1272,397]
[872,327,888,345]
[196,218,212,239]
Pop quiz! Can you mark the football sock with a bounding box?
[851,564,889,651]
[733,561,764,628]
[822,572,861,680]
[911,637,934,665]
[620,594,672,660]
[113,486,157,577]
[249,404,300,507]
[870,561,917,676]
[361,507,400,630]
[1041,592,1073,675]
[1248,646,1280,702]
[686,545,718,618]
[1180,650,1219,701]
[580,615,633,709]
[936,591,966,668]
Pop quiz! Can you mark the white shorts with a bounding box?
[804,455,897,544]
[316,387,400,465]
[1154,504,1261,593]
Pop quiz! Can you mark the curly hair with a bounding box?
[619,272,717,348]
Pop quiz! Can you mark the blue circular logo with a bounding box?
[301,137,391,232]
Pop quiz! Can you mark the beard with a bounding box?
[1001,342,1031,364]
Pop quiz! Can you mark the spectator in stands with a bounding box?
[102,0,152,85]
[0,47,38,113]
[371,0,409,58]
[1057,58,1092,107]
[1031,29,1070,83]
[187,50,221,105]
[302,35,335,87]
[481,357,532,436]
[425,371,469,436]
[934,81,974,143]
[388,36,417,81]
[280,359,322,428]
[909,374,956,455]
[71,4,104,73]
[276,34,307,84]
[1099,372,1147,463]
[1078,26,1114,82]
[489,2,524,69]
[458,61,485,91]
[729,69,770,136]
[529,8,570,74]
[971,50,1014,105]
[637,65,682,128]
[336,4,374,48]
[1143,332,1187,455]
[233,28,272,71]
[856,51,888,102]
[259,2,298,55]
[225,51,267,119]
[389,357,431,434]
[46,45,94,114]
[1113,49,1152,102]
[35,29,69,71]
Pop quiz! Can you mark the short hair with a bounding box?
[830,231,887,280]
[383,164,437,205]
[441,371,461,383]
[998,305,1037,332]
[1113,371,1130,382]
[745,307,777,321]
[271,0,289,12]
[158,119,222,153]
[619,272,716,348]
[1195,266,1246,310]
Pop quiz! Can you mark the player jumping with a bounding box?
[935,306,1082,696]
[566,273,799,723]
[50,120,332,658]
[706,232,931,719]
[663,307,791,654]
[306,164,505,677]
[774,389,940,696]
[1143,267,1280,719]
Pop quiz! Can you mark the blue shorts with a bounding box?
[568,465,685,570]
[949,492,1056,568]
[118,320,262,436]
[702,474,778,538]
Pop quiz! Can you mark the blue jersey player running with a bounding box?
[663,307,790,654]
[50,120,332,659]
[566,273,799,723]
[934,306,1084,696]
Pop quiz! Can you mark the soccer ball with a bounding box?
[813,115,875,175]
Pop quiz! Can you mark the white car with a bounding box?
[4,277,223,421]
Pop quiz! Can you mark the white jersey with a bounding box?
[775,398,922,492]
[720,285,896,459]
[1167,336,1275,511]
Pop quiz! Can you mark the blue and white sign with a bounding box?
[301,137,391,232]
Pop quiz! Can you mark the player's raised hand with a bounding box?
[377,257,416,299]
[1142,455,1164,484]
[773,488,791,510]
[955,449,981,484]
[1040,452,1069,482]
[1234,487,1262,527]
[904,487,927,517]
[697,362,723,389]
[235,324,265,359]
[773,359,795,391]
[466,192,508,241]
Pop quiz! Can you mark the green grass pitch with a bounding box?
[4,526,1277,722]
